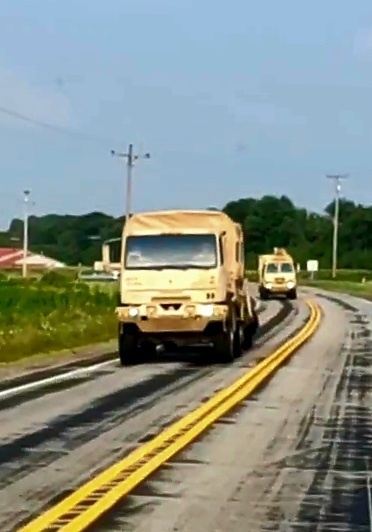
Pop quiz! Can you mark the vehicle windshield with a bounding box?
[124,234,218,270]
[265,262,294,274]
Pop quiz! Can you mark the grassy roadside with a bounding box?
[0,272,118,365]
[300,279,372,300]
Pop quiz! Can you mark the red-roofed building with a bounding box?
[0,248,65,270]
[0,248,24,268]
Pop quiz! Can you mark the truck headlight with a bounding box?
[287,281,295,289]
[199,304,214,317]
[128,307,139,317]
[265,283,272,290]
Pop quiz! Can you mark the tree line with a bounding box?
[0,195,371,269]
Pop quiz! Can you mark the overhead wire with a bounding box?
[0,104,120,145]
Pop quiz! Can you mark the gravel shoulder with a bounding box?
[92,290,372,532]
[0,297,301,531]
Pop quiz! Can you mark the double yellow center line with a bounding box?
[19,299,322,532]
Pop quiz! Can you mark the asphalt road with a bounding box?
[0,290,370,531]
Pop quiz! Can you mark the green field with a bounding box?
[0,271,118,364]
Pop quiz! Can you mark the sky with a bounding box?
[1,0,372,229]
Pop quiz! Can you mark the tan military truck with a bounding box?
[258,248,297,300]
[115,209,259,365]
[94,237,121,275]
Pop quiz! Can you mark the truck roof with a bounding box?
[124,209,242,236]
[259,253,294,263]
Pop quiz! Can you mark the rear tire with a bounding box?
[163,341,178,353]
[233,324,243,358]
[242,323,253,350]
[140,340,157,361]
[118,328,139,366]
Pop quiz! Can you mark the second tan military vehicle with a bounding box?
[114,209,259,365]
[258,248,297,300]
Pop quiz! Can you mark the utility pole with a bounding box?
[110,143,150,222]
[22,189,30,278]
[326,174,348,278]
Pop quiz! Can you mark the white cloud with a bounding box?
[0,64,74,130]
[353,28,372,60]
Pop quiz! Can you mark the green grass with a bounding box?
[0,271,119,364]
[300,279,372,299]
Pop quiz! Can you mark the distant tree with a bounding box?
[2,195,371,268]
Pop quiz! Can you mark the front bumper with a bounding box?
[261,282,296,294]
[116,302,229,333]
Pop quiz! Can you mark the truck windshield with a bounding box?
[266,262,294,273]
[124,234,218,270]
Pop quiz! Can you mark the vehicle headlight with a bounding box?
[128,307,139,317]
[287,281,295,289]
[265,282,272,289]
[199,304,214,317]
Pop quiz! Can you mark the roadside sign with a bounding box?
[306,260,319,272]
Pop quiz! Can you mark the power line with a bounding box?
[0,104,119,144]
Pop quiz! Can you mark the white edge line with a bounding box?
[0,359,115,401]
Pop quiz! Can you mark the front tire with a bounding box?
[259,287,269,300]
[213,324,235,364]
[118,328,139,366]
[287,289,297,300]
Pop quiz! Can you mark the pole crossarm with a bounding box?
[110,144,150,221]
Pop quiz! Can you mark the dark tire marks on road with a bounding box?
[293,302,372,531]
[0,301,293,495]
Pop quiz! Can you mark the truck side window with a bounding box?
[240,241,245,262]
[235,242,239,262]
[219,236,224,265]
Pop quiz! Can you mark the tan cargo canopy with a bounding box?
[123,210,242,238]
